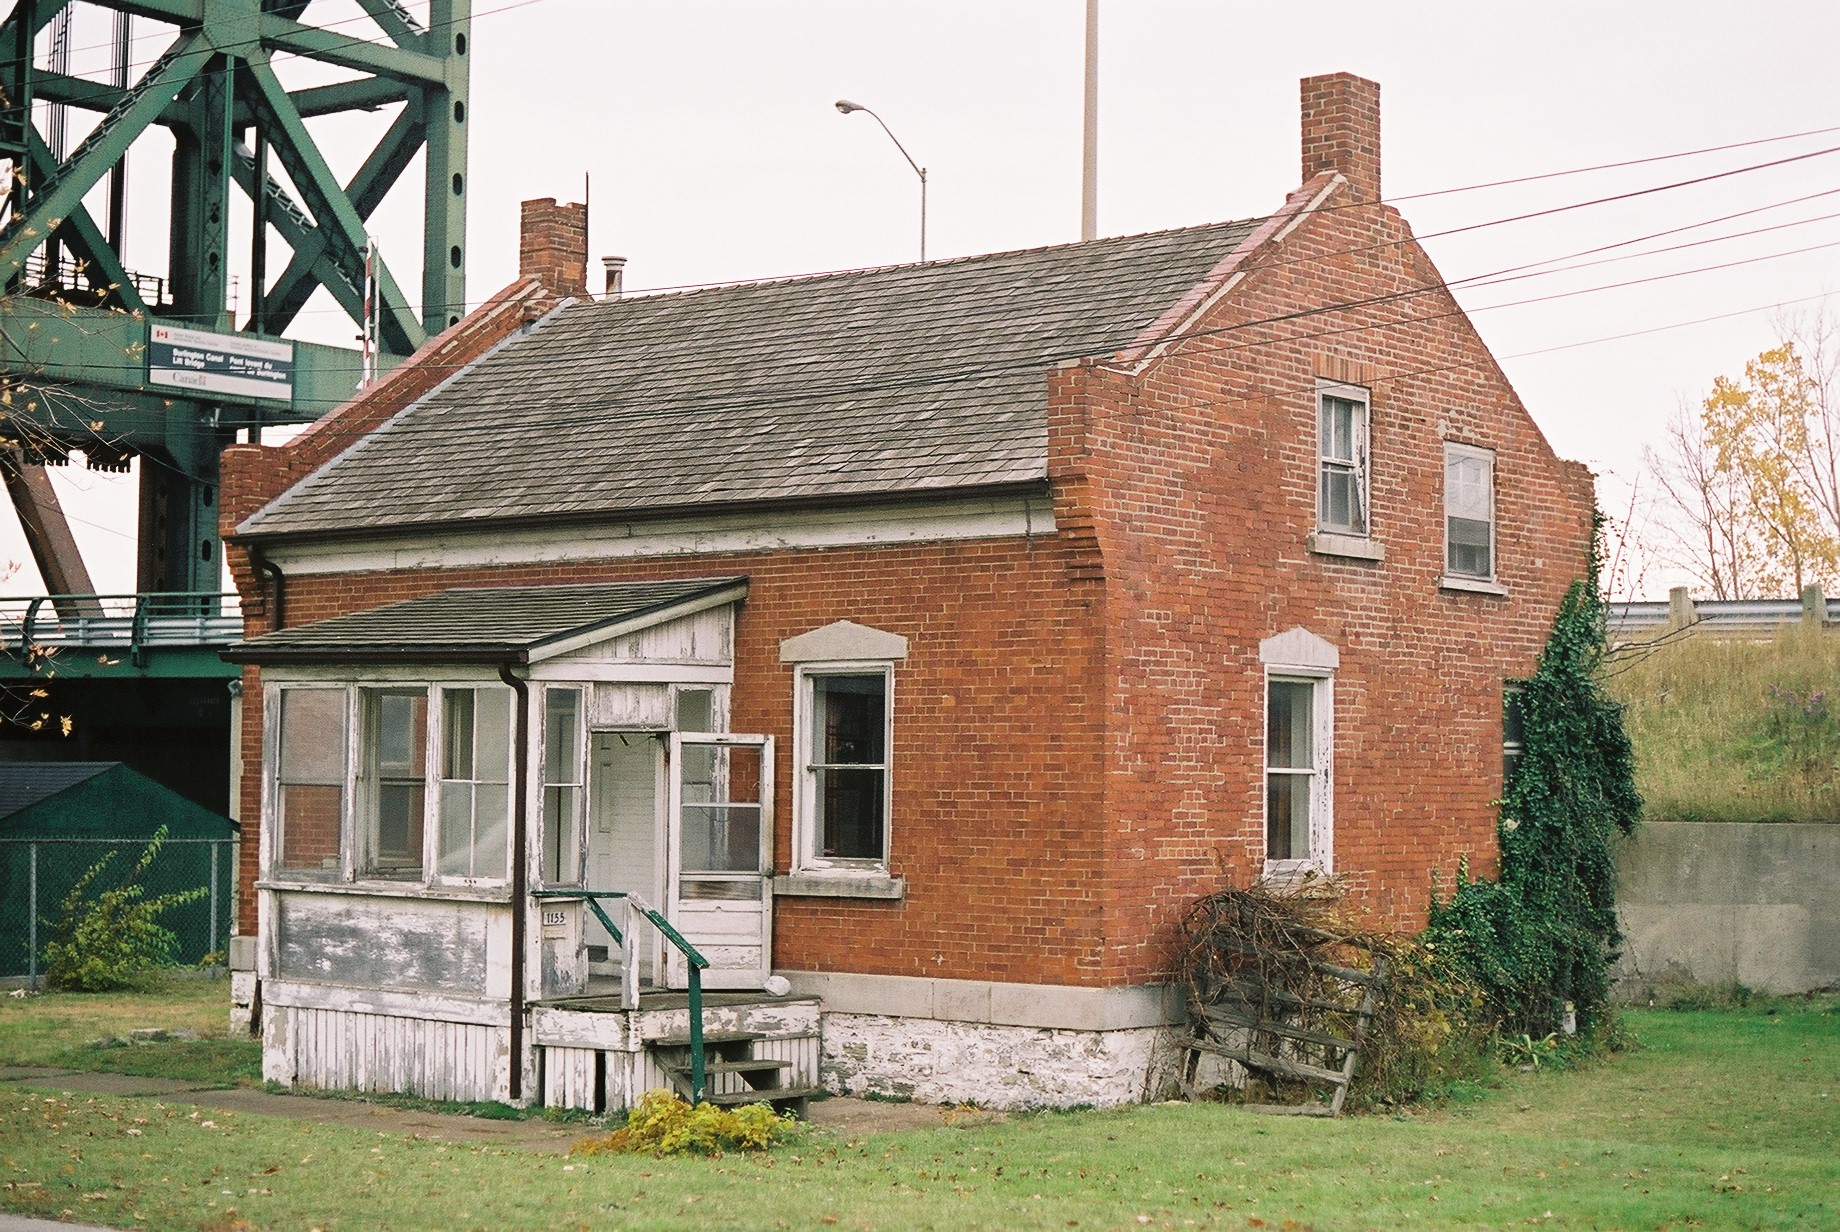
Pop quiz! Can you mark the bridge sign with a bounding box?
[148,325,294,403]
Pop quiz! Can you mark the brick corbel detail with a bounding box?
[220,275,560,633]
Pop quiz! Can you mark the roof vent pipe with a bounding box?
[601,256,627,298]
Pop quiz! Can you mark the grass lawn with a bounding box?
[2,999,1835,1230]
[0,977,259,1087]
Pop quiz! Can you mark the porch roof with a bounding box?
[224,577,747,665]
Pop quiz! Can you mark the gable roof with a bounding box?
[0,761,235,839]
[226,577,747,664]
[238,219,1264,541]
[0,761,114,819]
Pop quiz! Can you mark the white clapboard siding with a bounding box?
[267,1004,507,1103]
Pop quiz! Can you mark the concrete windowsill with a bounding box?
[774,873,906,900]
[1439,574,1509,597]
[1308,531,1385,562]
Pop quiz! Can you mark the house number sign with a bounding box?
[540,909,569,940]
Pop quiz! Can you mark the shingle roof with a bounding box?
[226,577,746,664]
[239,220,1263,539]
[0,762,115,819]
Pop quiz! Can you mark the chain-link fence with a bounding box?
[0,838,236,982]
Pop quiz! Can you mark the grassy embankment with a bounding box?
[4,983,1837,1231]
[1609,626,1840,822]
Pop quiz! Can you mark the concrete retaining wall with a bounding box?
[1615,821,1840,997]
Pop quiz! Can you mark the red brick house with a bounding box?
[220,73,1595,1110]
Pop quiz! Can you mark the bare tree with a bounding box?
[1644,402,1759,599]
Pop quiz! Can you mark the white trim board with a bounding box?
[260,494,1057,577]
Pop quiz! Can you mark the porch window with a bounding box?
[437,687,512,881]
[540,686,584,886]
[795,667,891,868]
[275,688,347,877]
[359,689,427,879]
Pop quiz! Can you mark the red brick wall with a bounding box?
[232,538,1113,985]
[1071,189,1594,982]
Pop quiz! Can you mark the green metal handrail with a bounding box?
[532,888,712,1103]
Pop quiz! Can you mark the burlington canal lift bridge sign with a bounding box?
[148,324,295,403]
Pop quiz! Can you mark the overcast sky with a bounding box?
[11,0,1840,599]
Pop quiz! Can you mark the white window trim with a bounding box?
[1442,440,1498,586]
[263,680,517,893]
[790,660,895,881]
[1257,628,1338,881]
[1316,381,1371,540]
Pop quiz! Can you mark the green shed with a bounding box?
[0,762,237,980]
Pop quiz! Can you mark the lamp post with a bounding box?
[835,99,928,261]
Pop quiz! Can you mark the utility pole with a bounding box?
[1081,0,1098,242]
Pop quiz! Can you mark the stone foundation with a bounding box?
[819,1012,1181,1109]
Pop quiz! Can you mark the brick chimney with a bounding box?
[519,197,588,297]
[1300,73,1380,204]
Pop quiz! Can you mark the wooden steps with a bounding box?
[647,1028,818,1117]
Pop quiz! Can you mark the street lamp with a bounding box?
[835,99,928,261]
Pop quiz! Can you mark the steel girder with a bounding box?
[0,0,469,594]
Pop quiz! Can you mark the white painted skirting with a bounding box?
[263,1002,511,1103]
[262,493,1055,577]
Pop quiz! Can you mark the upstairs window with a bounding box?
[1445,443,1496,580]
[1318,386,1369,537]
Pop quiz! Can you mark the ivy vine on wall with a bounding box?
[1426,538,1642,1038]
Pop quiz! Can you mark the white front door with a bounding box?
[586,731,664,980]
[665,732,774,990]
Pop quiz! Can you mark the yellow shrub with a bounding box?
[571,1090,795,1157]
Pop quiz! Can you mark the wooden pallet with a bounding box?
[1183,955,1385,1118]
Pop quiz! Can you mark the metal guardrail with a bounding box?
[0,592,243,665]
[532,888,711,1104]
[1608,592,1839,638]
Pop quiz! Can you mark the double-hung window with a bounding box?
[1318,385,1369,537]
[1444,443,1496,580]
[795,667,892,870]
[1258,628,1337,877]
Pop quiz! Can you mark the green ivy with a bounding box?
[1426,531,1641,1038]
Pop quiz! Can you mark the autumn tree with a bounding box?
[1647,330,1840,599]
